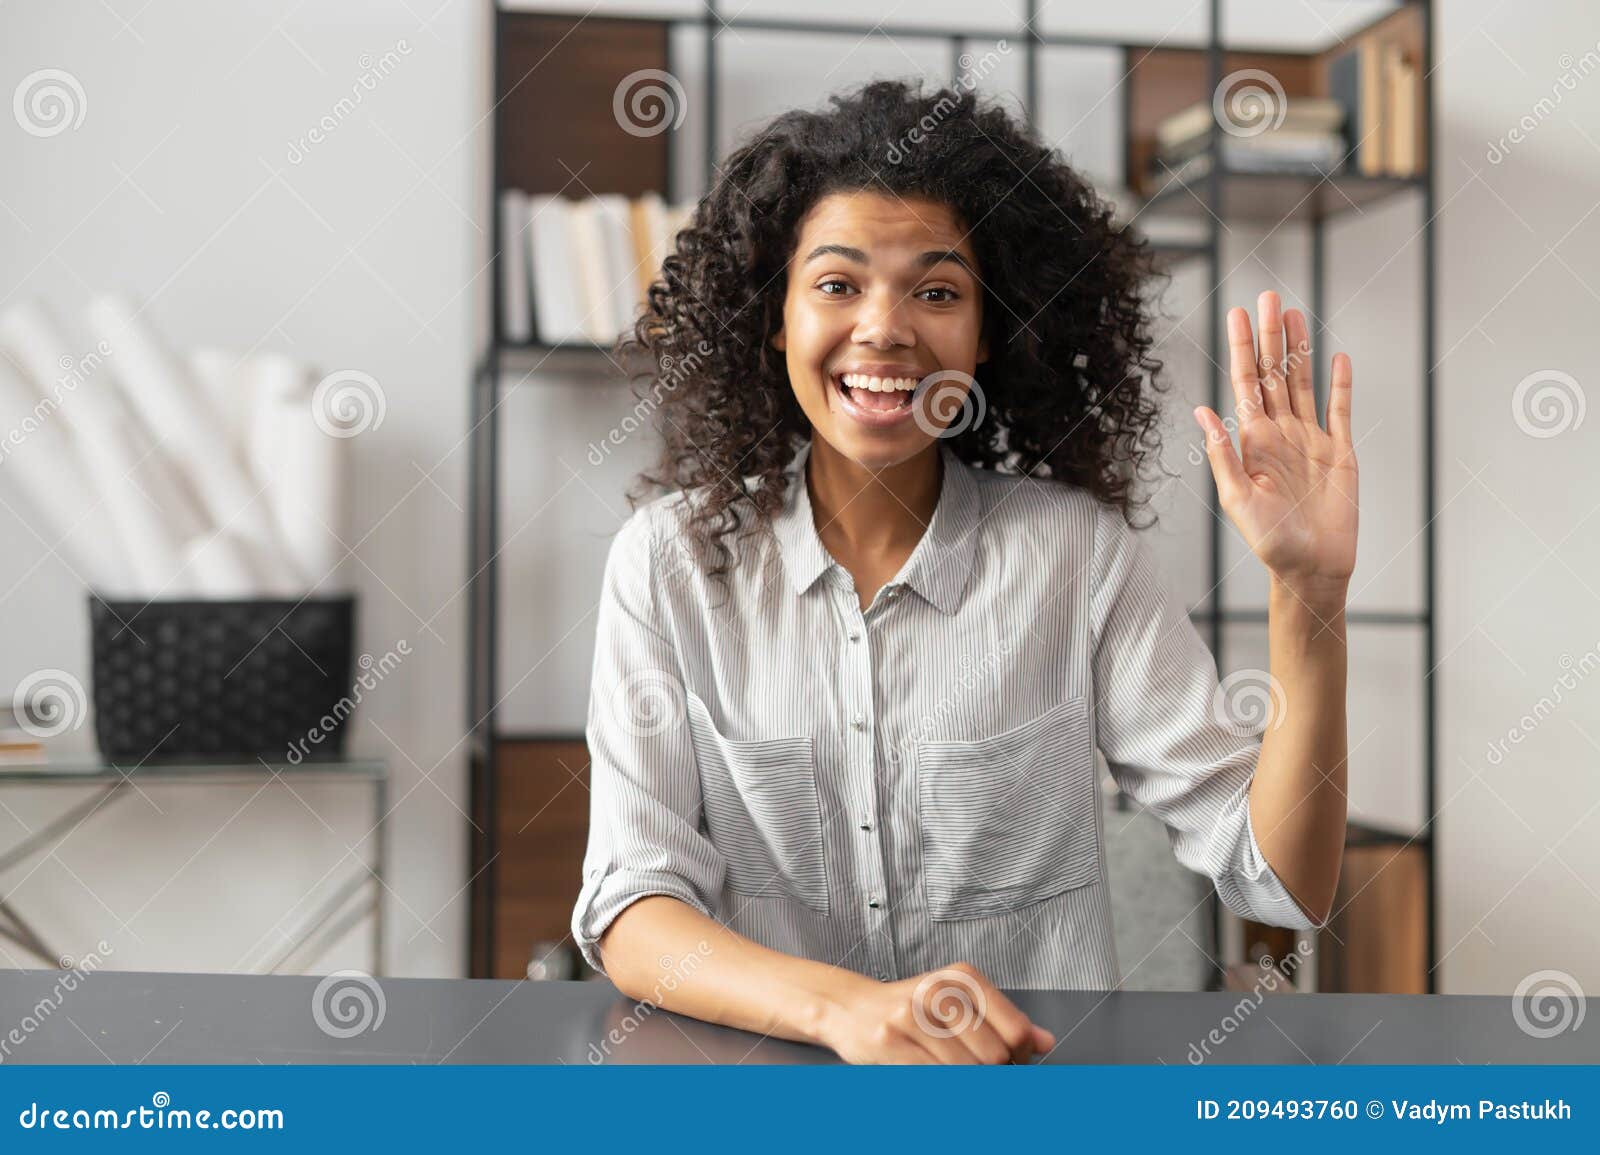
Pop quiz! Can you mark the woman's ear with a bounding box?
[771,326,786,352]
[976,332,989,365]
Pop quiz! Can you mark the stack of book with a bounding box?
[497,190,695,347]
[1150,96,1347,188]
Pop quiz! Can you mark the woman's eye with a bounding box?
[919,286,957,303]
[817,279,854,296]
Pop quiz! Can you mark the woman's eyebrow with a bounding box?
[802,243,977,276]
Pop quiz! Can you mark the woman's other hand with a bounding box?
[818,961,1056,1064]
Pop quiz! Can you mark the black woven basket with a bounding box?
[88,595,357,763]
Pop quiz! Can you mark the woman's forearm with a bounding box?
[1248,575,1350,924]
[597,895,867,1045]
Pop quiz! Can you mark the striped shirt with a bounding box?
[572,436,1321,990]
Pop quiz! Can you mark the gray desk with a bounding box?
[1,968,1593,1064]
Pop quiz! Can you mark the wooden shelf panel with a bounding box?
[1143,167,1423,224]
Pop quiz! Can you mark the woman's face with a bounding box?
[772,190,988,473]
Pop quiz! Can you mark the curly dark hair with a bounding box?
[620,76,1170,585]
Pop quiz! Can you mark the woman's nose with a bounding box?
[851,288,916,347]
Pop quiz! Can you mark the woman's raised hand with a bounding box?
[1193,290,1359,611]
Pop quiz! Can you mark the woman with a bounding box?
[572,79,1355,1064]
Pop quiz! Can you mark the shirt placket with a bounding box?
[830,573,899,983]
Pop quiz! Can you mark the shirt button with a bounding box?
[847,630,861,642]
[858,813,873,831]
[867,895,881,908]
[876,973,889,982]
[851,713,865,729]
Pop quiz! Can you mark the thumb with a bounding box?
[1194,406,1250,505]
[1029,1023,1056,1058]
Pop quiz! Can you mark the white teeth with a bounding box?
[840,373,918,393]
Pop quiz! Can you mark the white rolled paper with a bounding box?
[0,353,127,590]
[181,530,267,598]
[0,302,197,594]
[188,348,252,462]
[87,294,300,593]
[247,355,344,590]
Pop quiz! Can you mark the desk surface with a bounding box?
[1,969,1591,1065]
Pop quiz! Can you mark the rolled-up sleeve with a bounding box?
[1089,502,1324,932]
[571,505,727,974]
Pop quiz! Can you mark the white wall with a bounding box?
[2,0,1596,994]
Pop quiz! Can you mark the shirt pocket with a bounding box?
[686,692,829,914]
[915,695,1100,921]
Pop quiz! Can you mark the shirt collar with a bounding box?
[771,437,982,615]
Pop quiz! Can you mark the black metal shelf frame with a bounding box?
[469,0,1437,989]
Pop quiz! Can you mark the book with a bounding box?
[590,193,641,341]
[1156,97,1344,154]
[526,195,586,344]
[1159,126,1346,167]
[498,189,532,343]
[1388,48,1420,176]
[518,192,692,346]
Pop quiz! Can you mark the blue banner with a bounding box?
[2,1064,1595,1150]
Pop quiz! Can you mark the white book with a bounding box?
[498,189,532,343]
[591,194,640,341]
[566,198,614,344]
[527,195,585,345]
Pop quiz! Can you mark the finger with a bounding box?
[956,977,1034,1062]
[1225,307,1265,421]
[903,1016,981,1065]
[1328,351,1354,447]
[1030,1024,1057,1059]
[1256,290,1290,419]
[911,970,1013,1064]
[1283,307,1317,423]
[1194,406,1251,507]
[952,1019,1017,1065]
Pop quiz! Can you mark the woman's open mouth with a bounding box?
[829,371,921,429]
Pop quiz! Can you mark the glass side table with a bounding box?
[0,758,388,975]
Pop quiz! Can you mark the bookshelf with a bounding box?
[468,0,1438,993]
